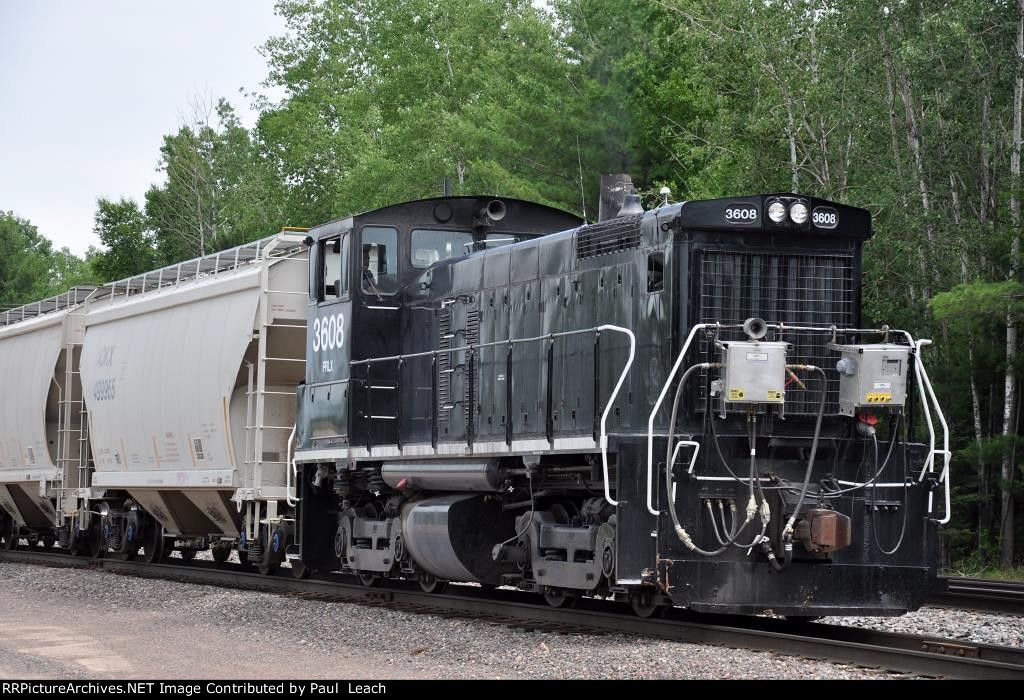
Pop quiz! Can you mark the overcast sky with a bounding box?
[0,0,286,255]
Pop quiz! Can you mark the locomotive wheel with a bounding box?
[629,590,662,618]
[179,549,197,562]
[212,542,232,565]
[549,503,571,525]
[418,573,447,594]
[358,572,379,587]
[542,587,577,608]
[291,560,312,579]
[141,524,165,564]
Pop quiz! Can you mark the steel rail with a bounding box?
[928,577,1024,616]
[1,549,1022,679]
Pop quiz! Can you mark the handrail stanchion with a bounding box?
[395,358,404,452]
[505,341,514,447]
[545,336,555,447]
[593,330,601,443]
[430,354,438,450]
[467,348,476,449]
[365,362,372,452]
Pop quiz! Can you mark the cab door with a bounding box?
[350,225,402,450]
[305,231,353,449]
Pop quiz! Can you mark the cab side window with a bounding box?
[318,234,349,302]
[360,226,398,296]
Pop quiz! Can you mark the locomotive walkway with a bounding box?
[1,548,1021,680]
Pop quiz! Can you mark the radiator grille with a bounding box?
[575,216,643,258]
[696,250,856,415]
[437,308,481,424]
[437,308,452,421]
[463,309,480,423]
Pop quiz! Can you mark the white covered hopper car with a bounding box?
[0,231,309,573]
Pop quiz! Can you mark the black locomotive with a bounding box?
[291,186,947,617]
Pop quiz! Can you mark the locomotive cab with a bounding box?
[297,197,582,480]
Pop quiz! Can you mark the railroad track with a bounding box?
[931,577,1024,616]
[1,548,1022,679]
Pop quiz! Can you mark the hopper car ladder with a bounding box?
[241,252,308,544]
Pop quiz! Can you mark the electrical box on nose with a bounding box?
[829,343,910,416]
[718,340,789,406]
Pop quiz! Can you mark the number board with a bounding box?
[724,205,758,224]
[812,206,839,229]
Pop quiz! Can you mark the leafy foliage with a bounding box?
[6,0,1024,566]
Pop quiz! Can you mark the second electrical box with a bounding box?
[830,343,910,416]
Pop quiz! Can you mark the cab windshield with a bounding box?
[410,229,522,268]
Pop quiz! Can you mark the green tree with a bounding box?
[0,211,62,306]
[258,0,599,223]
[146,98,282,264]
[0,210,95,309]
[91,197,155,282]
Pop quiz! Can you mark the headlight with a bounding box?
[789,202,808,224]
[767,201,786,223]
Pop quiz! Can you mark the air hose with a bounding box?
[665,363,757,555]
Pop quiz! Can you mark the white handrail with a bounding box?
[596,324,636,507]
[286,425,300,507]
[914,340,952,524]
[646,323,952,525]
[646,323,711,515]
[668,439,701,506]
[906,337,938,483]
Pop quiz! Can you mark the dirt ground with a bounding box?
[0,584,418,680]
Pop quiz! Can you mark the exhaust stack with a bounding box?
[598,173,634,222]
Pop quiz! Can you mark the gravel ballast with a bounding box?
[822,608,1024,648]
[0,561,916,680]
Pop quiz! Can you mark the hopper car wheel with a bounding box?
[629,590,662,619]
[542,587,577,608]
[291,560,311,579]
[42,533,56,549]
[418,573,447,594]
[180,549,197,562]
[358,572,379,587]
[141,525,166,564]
[212,543,232,565]
[2,516,17,550]
[238,550,255,571]
[86,522,105,559]
[68,531,83,556]
[258,561,280,576]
